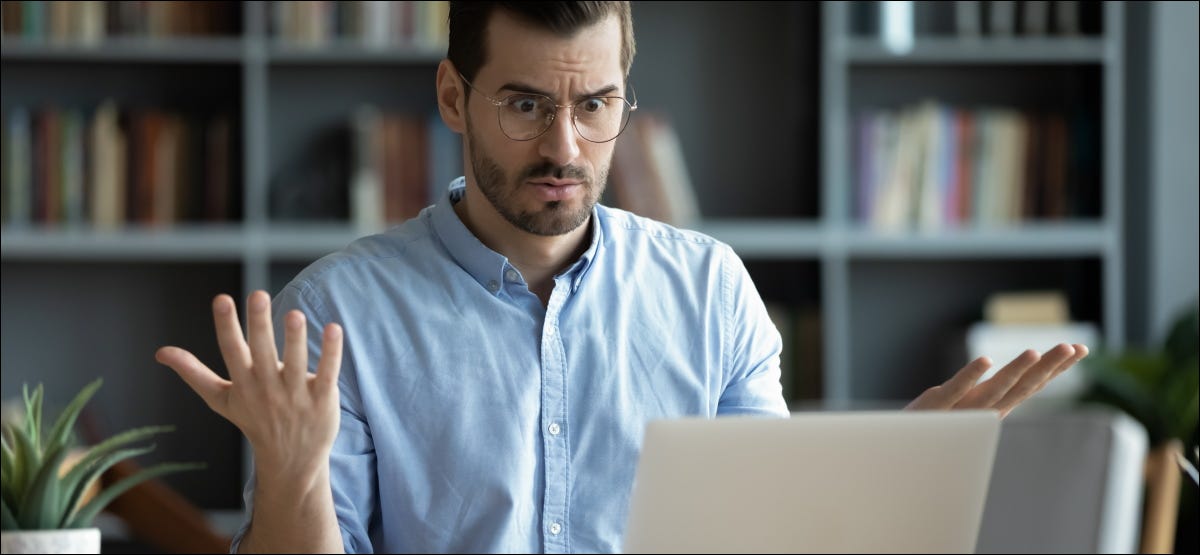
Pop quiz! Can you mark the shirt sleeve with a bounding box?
[716,244,791,418]
[228,280,380,553]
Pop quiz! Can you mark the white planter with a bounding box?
[0,528,100,554]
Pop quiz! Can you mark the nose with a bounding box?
[537,107,582,167]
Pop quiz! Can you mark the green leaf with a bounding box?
[16,439,71,530]
[66,462,205,529]
[8,424,39,507]
[68,426,174,475]
[1,496,17,531]
[54,425,176,517]
[26,385,44,456]
[1163,304,1199,367]
[45,379,102,455]
[58,444,156,528]
[1,434,13,492]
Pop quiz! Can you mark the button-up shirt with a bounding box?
[231,177,788,553]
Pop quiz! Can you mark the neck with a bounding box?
[453,184,592,303]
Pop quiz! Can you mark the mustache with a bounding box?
[520,162,590,183]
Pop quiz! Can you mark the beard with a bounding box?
[466,119,608,237]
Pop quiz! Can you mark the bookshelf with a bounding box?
[1,0,1131,537]
[817,1,1124,402]
[0,0,455,536]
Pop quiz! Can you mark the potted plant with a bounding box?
[1,379,202,554]
[1079,302,1199,553]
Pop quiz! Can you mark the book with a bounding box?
[608,112,701,229]
[1053,0,1080,36]
[3,108,33,226]
[349,105,384,233]
[954,1,982,37]
[765,303,795,401]
[88,100,126,229]
[987,0,1016,36]
[984,290,1070,325]
[1021,0,1050,36]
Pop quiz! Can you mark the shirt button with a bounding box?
[486,280,499,293]
[549,522,562,535]
[505,269,520,282]
[548,422,561,436]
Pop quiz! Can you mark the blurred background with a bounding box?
[1,1,1197,553]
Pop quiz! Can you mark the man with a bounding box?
[155,3,1087,553]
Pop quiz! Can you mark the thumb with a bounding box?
[156,346,231,416]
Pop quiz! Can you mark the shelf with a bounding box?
[698,220,1111,259]
[266,42,444,65]
[841,223,1113,258]
[699,219,827,258]
[262,223,362,259]
[841,37,1108,64]
[0,36,246,63]
[0,225,248,261]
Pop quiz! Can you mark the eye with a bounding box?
[506,95,544,114]
[580,97,607,114]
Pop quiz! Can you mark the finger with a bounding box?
[245,290,281,377]
[212,294,252,380]
[314,323,343,395]
[1057,343,1089,376]
[281,310,309,387]
[933,357,993,407]
[156,346,231,416]
[1028,343,1091,398]
[993,344,1076,415]
[954,349,1040,409]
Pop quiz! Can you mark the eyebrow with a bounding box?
[498,81,620,101]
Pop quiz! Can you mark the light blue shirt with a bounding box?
[231,177,788,553]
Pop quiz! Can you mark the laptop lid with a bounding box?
[622,410,1001,554]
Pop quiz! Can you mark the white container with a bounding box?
[0,528,101,554]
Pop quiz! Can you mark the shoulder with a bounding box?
[596,204,728,255]
[280,213,438,304]
[595,204,753,292]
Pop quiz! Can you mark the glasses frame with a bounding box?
[458,72,638,143]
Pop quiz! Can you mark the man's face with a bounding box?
[464,10,624,236]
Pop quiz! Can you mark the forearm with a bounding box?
[237,463,344,554]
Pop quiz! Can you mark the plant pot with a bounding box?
[0,528,100,554]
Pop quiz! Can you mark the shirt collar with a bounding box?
[430,177,602,296]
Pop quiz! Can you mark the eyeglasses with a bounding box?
[459,72,637,143]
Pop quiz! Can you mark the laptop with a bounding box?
[622,410,1001,553]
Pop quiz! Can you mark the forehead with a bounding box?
[478,9,624,87]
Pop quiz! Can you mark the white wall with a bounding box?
[1148,1,1200,340]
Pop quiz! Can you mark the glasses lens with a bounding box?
[573,97,633,143]
[498,94,555,141]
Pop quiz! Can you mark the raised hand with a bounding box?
[905,343,1088,418]
[155,290,343,474]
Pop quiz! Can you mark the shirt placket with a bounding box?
[540,277,571,553]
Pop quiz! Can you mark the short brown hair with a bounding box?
[448,1,636,84]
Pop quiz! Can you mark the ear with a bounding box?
[436,59,467,134]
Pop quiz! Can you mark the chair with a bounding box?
[976,407,1150,554]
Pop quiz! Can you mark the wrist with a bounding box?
[254,453,330,495]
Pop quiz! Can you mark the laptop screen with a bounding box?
[623,410,1001,553]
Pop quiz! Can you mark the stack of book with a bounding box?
[271,1,448,49]
[854,101,1097,230]
[2,102,234,229]
[348,106,460,232]
[607,112,701,230]
[0,1,239,42]
[765,302,824,403]
[966,290,1098,405]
